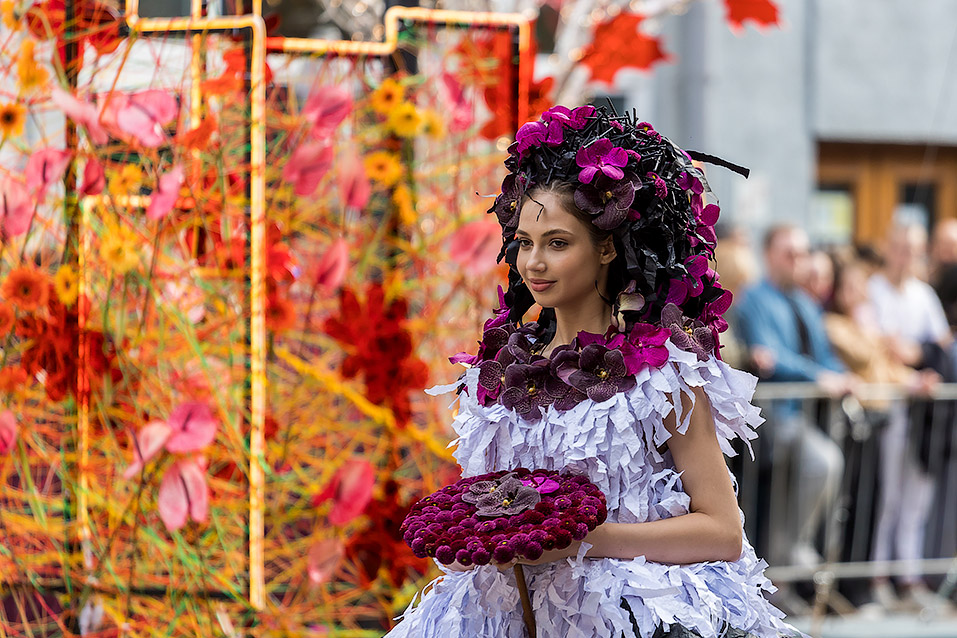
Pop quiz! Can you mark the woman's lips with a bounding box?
[528,280,555,292]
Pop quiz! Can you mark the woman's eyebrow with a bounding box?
[514,228,574,237]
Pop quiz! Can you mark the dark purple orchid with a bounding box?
[543,373,587,410]
[661,303,715,361]
[574,174,639,230]
[500,359,553,419]
[576,138,629,184]
[492,173,526,229]
[542,104,595,131]
[626,323,671,369]
[462,473,542,518]
[554,343,637,403]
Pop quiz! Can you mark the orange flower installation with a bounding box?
[1,266,50,313]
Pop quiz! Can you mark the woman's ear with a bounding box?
[600,237,617,265]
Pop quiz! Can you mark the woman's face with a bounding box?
[835,264,868,314]
[515,189,614,311]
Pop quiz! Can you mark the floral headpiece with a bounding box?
[449,106,744,420]
[490,104,733,338]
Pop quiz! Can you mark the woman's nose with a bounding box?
[526,246,546,272]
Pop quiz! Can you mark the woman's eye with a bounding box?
[551,240,567,248]
[518,239,532,248]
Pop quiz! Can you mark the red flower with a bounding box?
[322,283,429,427]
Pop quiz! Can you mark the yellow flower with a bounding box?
[1,1,19,31]
[370,77,404,114]
[53,265,79,306]
[108,164,143,198]
[99,224,140,275]
[17,39,49,94]
[393,185,416,226]
[0,102,26,138]
[421,109,446,140]
[387,102,423,138]
[363,151,403,187]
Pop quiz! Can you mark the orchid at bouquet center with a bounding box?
[401,468,607,566]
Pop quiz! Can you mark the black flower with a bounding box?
[573,173,640,230]
[462,473,542,518]
[661,303,715,360]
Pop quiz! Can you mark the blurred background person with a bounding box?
[736,224,851,578]
[824,252,940,612]
[866,221,954,612]
[931,219,957,378]
[801,249,834,308]
[713,224,765,371]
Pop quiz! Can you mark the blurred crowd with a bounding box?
[716,218,957,616]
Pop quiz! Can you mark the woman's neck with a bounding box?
[544,302,613,355]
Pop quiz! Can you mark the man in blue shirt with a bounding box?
[737,224,853,573]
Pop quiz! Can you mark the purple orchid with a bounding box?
[676,171,704,195]
[626,322,671,369]
[660,303,715,361]
[701,288,733,334]
[685,255,712,297]
[476,343,522,404]
[521,475,561,494]
[515,121,562,156]
[576,138,629,184]
[462,473,542,518]
[500,360,554,419]
[543,373,587,410]
[554,343,636,403]
[542,105,595,131]
[647,172,668,198]
[692,203,720,247]
[574,174,639,230]
[492,173,526,229]
[637,121,662,142]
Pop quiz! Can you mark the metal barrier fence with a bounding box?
[733,382,957,619]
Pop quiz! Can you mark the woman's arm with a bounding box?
[521,385,743,566]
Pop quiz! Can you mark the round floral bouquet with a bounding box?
[400,468,607,566]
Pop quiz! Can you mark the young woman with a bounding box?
[387,106,804,637]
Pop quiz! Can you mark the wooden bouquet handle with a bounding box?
[513,564,536,637]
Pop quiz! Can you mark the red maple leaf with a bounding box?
[579,13,670,86]
[723,0,781,31]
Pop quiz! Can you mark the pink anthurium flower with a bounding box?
[51,87,110,145]
[146,164,185,220]
[303,86,352,139]
[112,90,179,148]
[307,538,345,585]
[440,72,473,133]
[282,141,333,196]
[338,151,370,210]
[0,410,17,454]
[80,159,105,196]
[449,219,502,276]
[157,457,209,531]
[25,148,71,199]
[164,400,218,453]
[0,175,34,237]
[314,237,348,292]
[312,459,375,526]
[123,420,173,479]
